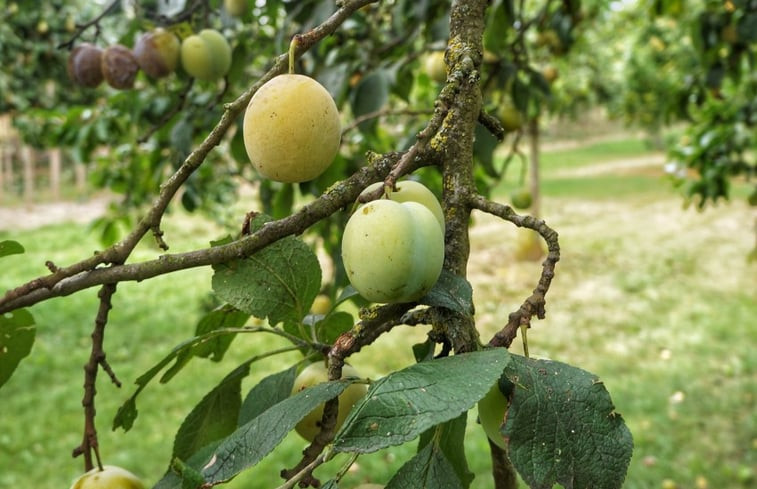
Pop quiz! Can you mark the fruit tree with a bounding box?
[0,1,637,488]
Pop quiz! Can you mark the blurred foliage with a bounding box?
[618,0,756,208]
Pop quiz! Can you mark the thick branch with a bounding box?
[0,150,440,313]
[468,195,560,348]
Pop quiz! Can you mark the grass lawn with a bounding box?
[1,135,755,489]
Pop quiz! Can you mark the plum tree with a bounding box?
[70,465,144,489]
[133,28,180,79]
[477,382,509,450]
[180,29,231,81]
[101,45,139,90]
[243,74,341,183]
[341,193,444,303]
[292,362,367,442]
[67,43,104,88]
[360,180,445,230]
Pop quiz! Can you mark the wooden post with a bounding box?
[75,161,87,195]
[22,146,34,204]
[49,148,62,200]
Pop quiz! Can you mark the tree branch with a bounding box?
[71,283,120,472]
[468,194,560,348]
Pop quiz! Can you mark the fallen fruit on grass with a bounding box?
[133,28,180,79]
[292,362,367,442]
[67,43,104,88]
[243,74,341,183]
[101,45,139,89]
[180,29,231,81]
[342,189,444,303]
[360,180,445,230]
[70,465,145,489]
[477,381,509,449]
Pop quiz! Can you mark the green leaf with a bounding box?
[114,327,251,431]
[238,366,297,426]
[172,363,249,462]
[192,305,249,362]
[502,355,633,489]
[0,240,24,259]
[198,379,353,486]
[0,309,36,389]
[420,270,474,315]
[315,311,354,345]
[417,413,474,488]
[385,436,463,489]
[211,235,322,333]
[333,349,510,453]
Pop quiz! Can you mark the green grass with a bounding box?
[1,135,755,489]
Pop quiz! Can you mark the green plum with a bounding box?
[70,465,144,489]
[292,362,367,442]
[342,199,444,303]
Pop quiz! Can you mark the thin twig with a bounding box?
[342,107,433,135]
[468,194,560,348]
[71,283,120,472]
[57,0,119,50]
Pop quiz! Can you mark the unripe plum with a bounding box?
[243,74,341,183]
[180,29,231,81]
[67,43,104,88]
[133,28,180,79]
[342,199,444,303]
[101,45,139,89]
[477,382,509,449]
[292,362,367,442]
[311,294,332,315]
[70,465,145,489]
[224,0,248,16]
[360,180,444,231]
[424,51,446,83]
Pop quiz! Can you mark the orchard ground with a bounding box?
[0,134,754,489]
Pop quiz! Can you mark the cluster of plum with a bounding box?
[67,28,231,89]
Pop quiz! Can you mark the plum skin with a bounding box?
[292,362,367,442]
[341,199,444,304]
[243,74,341,183]
[180,29,231,81]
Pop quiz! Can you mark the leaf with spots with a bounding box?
[502,355,633,489]
[333,348,510,453]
